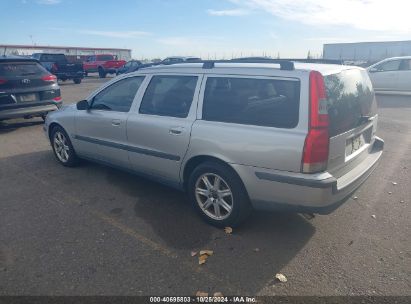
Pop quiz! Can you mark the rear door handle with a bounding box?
[112,119,121,126]
[169,126,184,135]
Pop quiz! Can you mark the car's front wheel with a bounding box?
[50,126,79,167]
[188,162,251,227]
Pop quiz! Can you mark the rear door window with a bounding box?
[202,77,300,128]
[139,75,198,118]
[325,69,377,137]
[400,59,411,70]
[97,55,114,61]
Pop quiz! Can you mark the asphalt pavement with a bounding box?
[0,76,410,296]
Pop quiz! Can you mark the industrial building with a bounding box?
[323,40,411,64]
[0,44,132,62]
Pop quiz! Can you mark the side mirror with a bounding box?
[368,67,378,73]
[76,100,89,110]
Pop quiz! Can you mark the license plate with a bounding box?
[346,134,365,156]
[18,93,36,102]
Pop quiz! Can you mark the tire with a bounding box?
[98,67,106,78]
[73,78,82,84]
[188,161,252,227]
[50,125,79,167]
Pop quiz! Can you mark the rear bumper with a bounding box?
[234,137,384,214]
[55,71,84,79]
[0,100,62,120]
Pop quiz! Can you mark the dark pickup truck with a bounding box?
[32,53,84,84]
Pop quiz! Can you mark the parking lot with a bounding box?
[0,76,410,296]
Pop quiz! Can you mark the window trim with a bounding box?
[88,75,146,113]
[197,74,302,129]
[137,74,202,119]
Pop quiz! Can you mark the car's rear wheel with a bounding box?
[50,126,79,167]
[188,162,251,227]
[73,78,82,84]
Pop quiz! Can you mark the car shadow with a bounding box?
[103,162,315,294]
[4,151,315,294]
[0,118,43,134]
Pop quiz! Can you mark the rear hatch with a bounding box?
[56,62,83,74]
[0,61,60,105]
[325,68,378,178]
[40,54,83,74]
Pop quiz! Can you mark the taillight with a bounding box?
[53,96,62,101]
[51,63,58,73]
[42,74,57,83]
[0,78,7,85]
[302,71,329,173]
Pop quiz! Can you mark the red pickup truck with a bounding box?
[83,54,126,78]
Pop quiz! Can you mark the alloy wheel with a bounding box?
[195,173,234,220]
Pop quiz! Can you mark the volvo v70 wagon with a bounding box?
[44,59,383,226]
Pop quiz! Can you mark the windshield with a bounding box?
[325,69,377,137]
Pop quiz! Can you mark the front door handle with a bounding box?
[112,119,121,126]
[169,126,184,135]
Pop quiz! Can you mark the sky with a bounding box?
[1,0,411,59]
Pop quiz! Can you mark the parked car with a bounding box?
[116,60,143,75]
[83,54,126,78]
[160,56,201,65]
[44,60,383,227]
[32,53,84,84]
[367,56,411,94]
[0,56,62,121]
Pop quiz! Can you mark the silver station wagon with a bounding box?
[44,59,384,227]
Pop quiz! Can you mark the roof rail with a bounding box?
[200,59,295,70]
[283,58,344,65]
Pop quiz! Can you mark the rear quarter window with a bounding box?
[202,77,300,128]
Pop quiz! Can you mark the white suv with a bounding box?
[44,59,384,227]
[368,56,411,94]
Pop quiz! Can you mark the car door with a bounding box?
[121,61,131,74]
[74,76,145,168]
[126,74,202,185]
[398,59,411,92]
[131,61,139,72]
[369,59,401,91]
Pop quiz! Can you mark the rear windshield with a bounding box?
[39,54,67,63]
[324,69,377,137]
[97,55,115,61]
[203,77,300,128]
[0,62,47,77]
